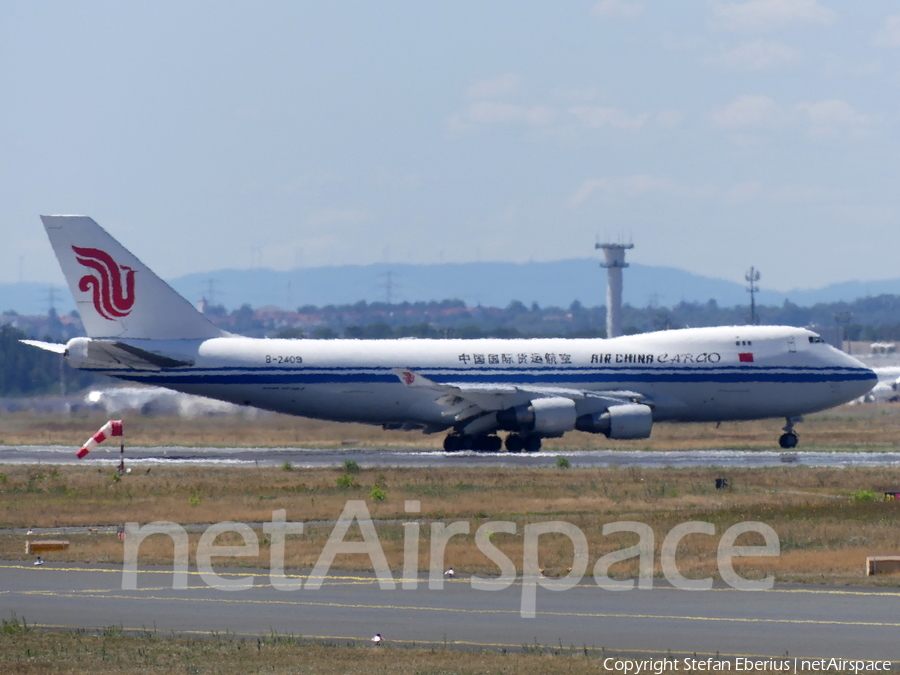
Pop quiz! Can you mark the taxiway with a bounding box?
[1,562,897,659]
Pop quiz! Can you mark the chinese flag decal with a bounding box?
[738,353,754,363]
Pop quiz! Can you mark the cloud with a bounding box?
[308,209,368,229]
[553,86,600,102]
[448,102,554,132]
[368,168,421,190]
[466,73,523,99]
[469,102,553,125]
[722,181,860,204]
[793,99,870,137]
[716,40,802,70]
[723,181,764,204]
[875,16,900,48]
[711,0,837,32]
[284,172,344,194]
[710,95,786,129]
[711,95,871,138]
[592,0,644,19]
[655,110,685,127]
[234,107,262,120]
[769,184,856,202]
[453,83,677,137]
[569,175,713,207]
[575,177,859,210]
[570,106,650,130]
[452,75,554,132]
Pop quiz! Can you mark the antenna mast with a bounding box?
[745,267,760,325]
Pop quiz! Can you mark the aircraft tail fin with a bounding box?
[41,215,227,340]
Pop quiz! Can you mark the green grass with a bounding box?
[0,625,706,674]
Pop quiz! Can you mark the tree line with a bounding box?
[0,325,99,398]
[4,293,900,397]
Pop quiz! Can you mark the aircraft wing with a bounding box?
[392,367,648,424]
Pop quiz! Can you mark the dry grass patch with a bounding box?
[2,465,900,584]
[0,627,639,675]
[1,403,900,450]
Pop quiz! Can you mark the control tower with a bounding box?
[596,242,634,339]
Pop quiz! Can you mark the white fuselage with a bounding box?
[67,325,876,429]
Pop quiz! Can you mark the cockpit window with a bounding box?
[808,336,826,344]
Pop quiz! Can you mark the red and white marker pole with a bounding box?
[77,420,124,459]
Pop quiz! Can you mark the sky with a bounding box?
[2,0,900,293]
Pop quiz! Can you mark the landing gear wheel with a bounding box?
[443,435,462,452]
[779,432,798,449]
[523,435,542,453]
[779,416,802,449]
[471,435,501,452]
[505,434,524,453]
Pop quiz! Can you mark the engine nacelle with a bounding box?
[496,397,577,436]
[576,403,653,440]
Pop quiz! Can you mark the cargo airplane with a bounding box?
[25,216,876,452]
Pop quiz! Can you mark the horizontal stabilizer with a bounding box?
[63,338,195,371]
[109,342,194,368]
[20,340,66,354]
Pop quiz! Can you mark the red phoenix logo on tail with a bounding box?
[72,246,136,320]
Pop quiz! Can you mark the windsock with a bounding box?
[77,420,123,459]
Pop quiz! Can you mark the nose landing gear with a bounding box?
[778,432,798,449]
[778,417,802,449]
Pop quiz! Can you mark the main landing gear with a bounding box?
[504,434,541,453]
[778,416,801,449]
[443,433,542,453]
[443,434,503,453]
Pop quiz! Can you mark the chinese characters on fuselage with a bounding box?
[456,352,721,366]
[458,353,572,365]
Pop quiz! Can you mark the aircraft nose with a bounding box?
[852,365,878,398]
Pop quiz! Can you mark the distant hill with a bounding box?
[2,260,898,315]
[0,282,76,317]
[168,261,900,311]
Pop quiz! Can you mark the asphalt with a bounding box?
[1,562,898,659]
[4,444,900,469]
[3,444,900,660]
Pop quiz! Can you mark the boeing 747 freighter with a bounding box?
[24,216,876,452]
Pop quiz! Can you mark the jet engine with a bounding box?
[575,403,653,439]
[496,397,577,436]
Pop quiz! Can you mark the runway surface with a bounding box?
[1,562,898,659]
[4,444,900,469]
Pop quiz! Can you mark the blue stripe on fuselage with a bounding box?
[85,364,877,386]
